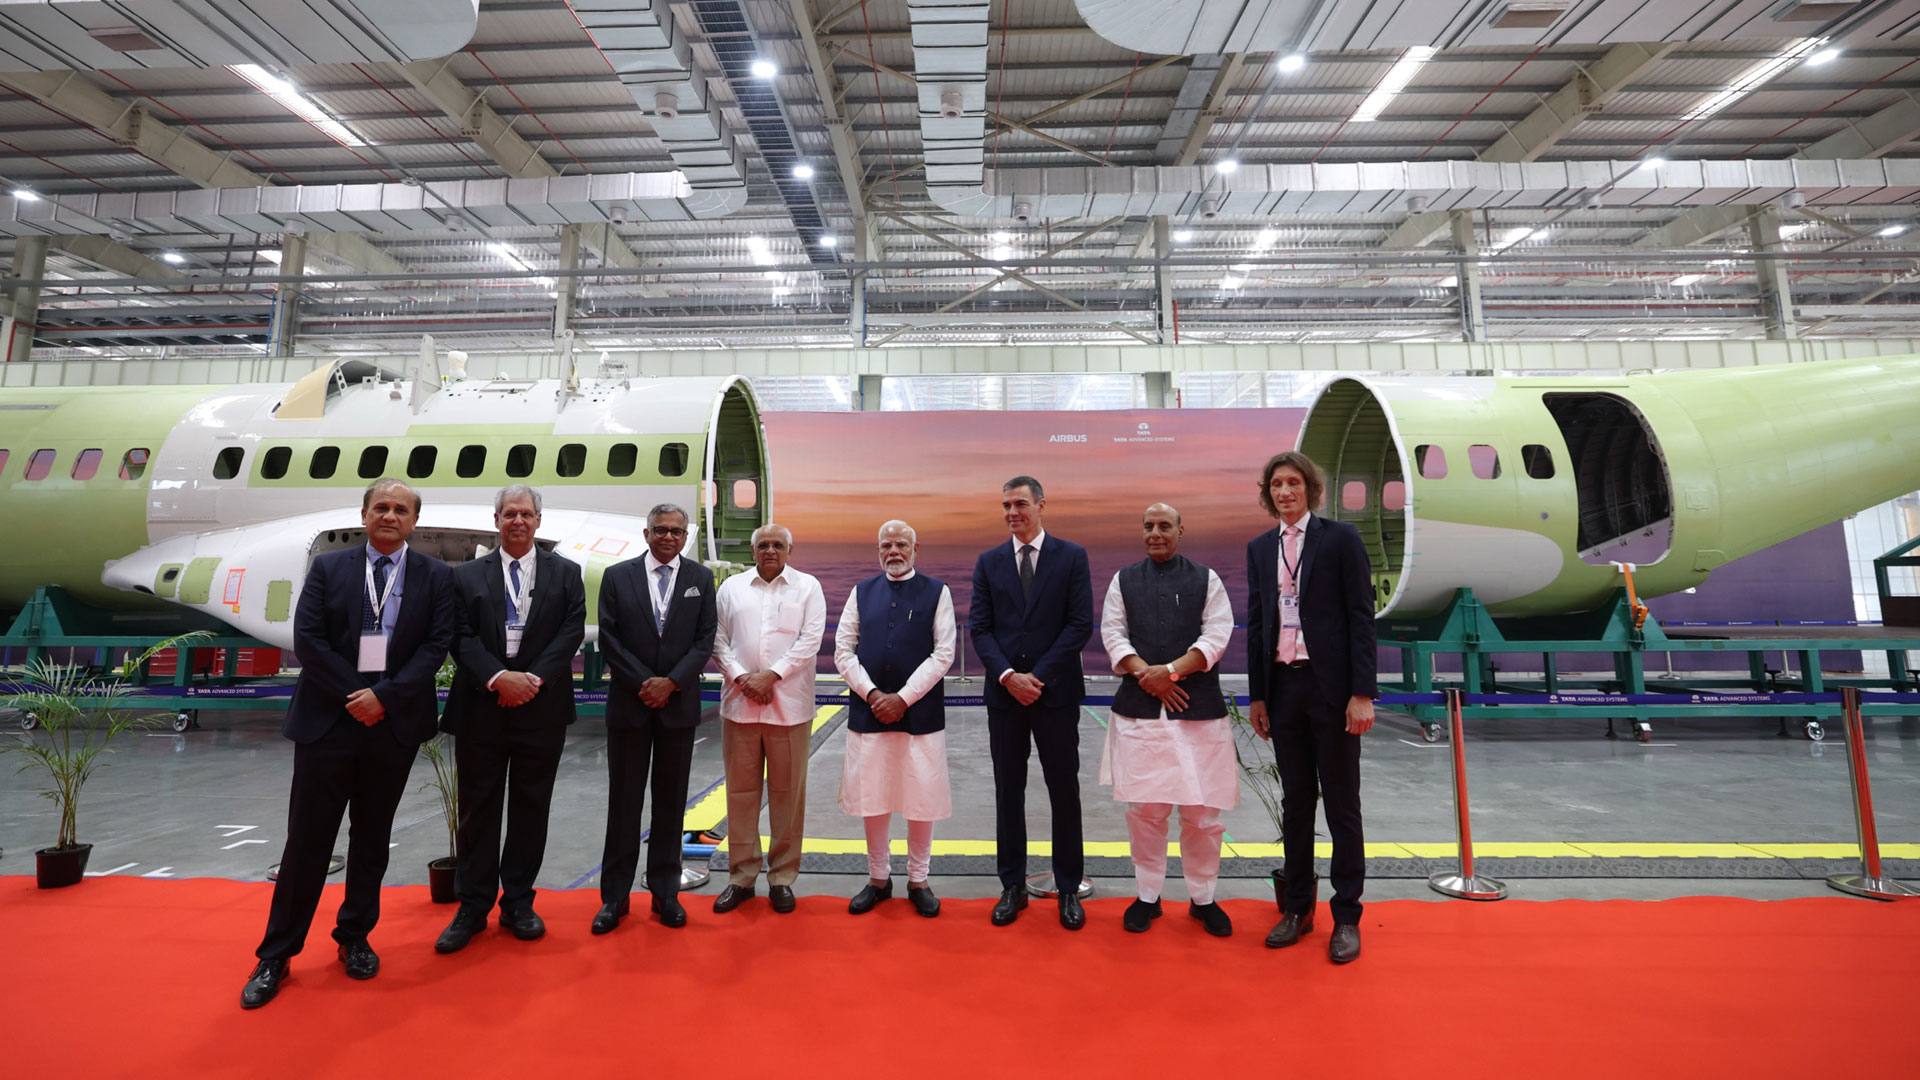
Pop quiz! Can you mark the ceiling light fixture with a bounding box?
[791,163,814,180]
[231,63,365,147]
[161,251,185,264]
[745,235,778,266]
[1172,229,1194,243]
[1805,47,1842,67]
[13,188,39,201]
[1679,38,1825,123]
[818,234,838,248]
[1670,273,1710,287]
[1879,224,1907,238]
[1277,54,1306,74]
[1639,157,1665,171]
[487,242,555,286]
[1219,275,1245,290]
[1350,46,1436,123]
[1214,158,1239,175]
[750,59,778,79]
[1250,228,1280,252]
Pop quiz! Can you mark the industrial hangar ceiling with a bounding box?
[0,0,1915,355]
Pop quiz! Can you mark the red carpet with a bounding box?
[6,877,1918,1077]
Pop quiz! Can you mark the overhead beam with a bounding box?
[50,236,185,280]
[0,70,267,189]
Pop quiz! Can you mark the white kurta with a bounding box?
[834,573,956,820]
[1096,565,1240,810]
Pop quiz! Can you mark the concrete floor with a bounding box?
[4,692,1917,910]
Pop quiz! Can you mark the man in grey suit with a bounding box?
[593,503,717,933]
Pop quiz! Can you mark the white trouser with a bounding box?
[1125,802,1225,905]
[864,814,935,883]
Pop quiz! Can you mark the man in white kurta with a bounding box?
[710,523,827,915]
[834,519,955,917]
[1099,503,1237,937]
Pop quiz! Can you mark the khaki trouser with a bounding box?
[722,719,811,887]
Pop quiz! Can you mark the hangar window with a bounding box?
[1469,445,1501,480]
[1522,444,1555,480]
[505,444,536,478]
[1415,444,1447,479]
[456,445,486,478]
[407,445,436,478]
[1342,480,1369,511]
[71,449,103,481]
[213,446,245,480]
[120,448,150,481]
[556,443,586,478]
[607,443,637,477]
[25,449,56,481]
[358,446,388,479]
[659,442,690,477]
[260,446,291,480]
[309,445,340,479]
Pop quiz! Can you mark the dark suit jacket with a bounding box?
[597,555,717,730]
[1246,515,1379,707]
[443,548,586,737]
[969,535,1094,711]
[286,545,456,746]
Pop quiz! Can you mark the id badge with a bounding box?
[1280,595,1302,629]
[505,625,525,659]
[358,633,388,673]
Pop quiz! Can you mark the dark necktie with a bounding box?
[1019,544,1036,600]
[363,555,392,632]
[507,559,523,626]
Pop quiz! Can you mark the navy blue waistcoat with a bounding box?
[846,572,947,735]
[1111,555,1227,721]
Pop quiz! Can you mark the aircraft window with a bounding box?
[556,443,586,478]
[120,448,150,481]
[260,446,291,480]
[1341,480,1368,511]
[72,449,103,481]
[310,445,340,479]
[607,443,637,477]
[0,449,8,476]
[457,445,486,478]
[1382,480,1406,511]
[407,445,437,478]
[660,442,690,477]
[358,446,388,479]
[213,446,245,480]
[1521,444,1555,480]
[23,449,55,481]
[506,444,536,478]
[1415,445,1447,479]
[1469,445,1501,480]
[732,478,758,509]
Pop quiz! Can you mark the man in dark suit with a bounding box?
[1245,451,1378,965]
[592,502,717,933]
[241,478,456,1009]
[434,484,586,954]
[969,475,1093,930]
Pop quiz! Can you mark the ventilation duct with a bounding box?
[570,0,747,212]
[908,0,990,210]
[925,157,1920,219]
[0,172,736,238]
[0,0,479,71]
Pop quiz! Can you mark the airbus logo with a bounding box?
[1047,434,1086,443]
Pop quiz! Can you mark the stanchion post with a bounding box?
[1827,687,1917,900]
[1428,688,1508,900]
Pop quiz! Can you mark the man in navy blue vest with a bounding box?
[1098,503,1237,938]
[969,475,1094,930]
[834,519,955,917]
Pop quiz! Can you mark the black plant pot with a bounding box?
[1270,868,1284,911]
[428,857,458,904]
[36,844,93,889]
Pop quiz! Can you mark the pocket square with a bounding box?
[681,586,701,597]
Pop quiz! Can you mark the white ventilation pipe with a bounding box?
[0,0,479,69]
[908,0,991,212]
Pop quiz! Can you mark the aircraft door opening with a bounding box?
[1542,393,1675,567]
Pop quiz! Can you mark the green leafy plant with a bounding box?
[419,656,459,860]
[1227,693,1284,843]
[1,632,213,851]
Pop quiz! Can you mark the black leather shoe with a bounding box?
[651,894,687,928]
[769,884,796,913]
[591,900,629,935]
[848,880,893,914]
[1189,901,1233,938]
[1058,892,1086,931]
[1122,898,1163,933]
[239,958,288,1010]
[435,907,486,954]
[499,908,545,941]
[907,883,940,918]
[990,886,1028,926]
[337,939,379,980]
[1329,923,1361,964]
[1265,911,1315,949]
[712,884,754,913]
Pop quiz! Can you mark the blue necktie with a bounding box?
[507,558,523,627]
[654,564,672,633]
[363,555,391,632]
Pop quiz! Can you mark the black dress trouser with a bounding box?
[453,723,567,916]
[987,702,1084,892]
[1267,661,1365,925]
[600,720,697,905]
[257,715,418,960]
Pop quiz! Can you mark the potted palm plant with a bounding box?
[2,633,211,888]
[1227,693,1289,910]
[421,657,459,903]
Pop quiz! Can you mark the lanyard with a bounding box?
[364,549,403,629]
[505,555,533,626]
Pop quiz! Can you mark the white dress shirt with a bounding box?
[996,529,1048,685]
[643,549,683,625]
[834,571,957,706]
[1276,511,1312,662]
[487,548,538,689]
[713,565,827,726]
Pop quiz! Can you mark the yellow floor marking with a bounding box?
[751,838,1920,860]
[685,705,845,834]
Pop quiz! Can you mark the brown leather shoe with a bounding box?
[712,884,754,913]
[1329,923,1361,964]
[1265,911,1315,949]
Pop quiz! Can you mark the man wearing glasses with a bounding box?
[592,504,717,933]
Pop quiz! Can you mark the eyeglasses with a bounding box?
[649,526,688,538]
[499,510,538,521]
